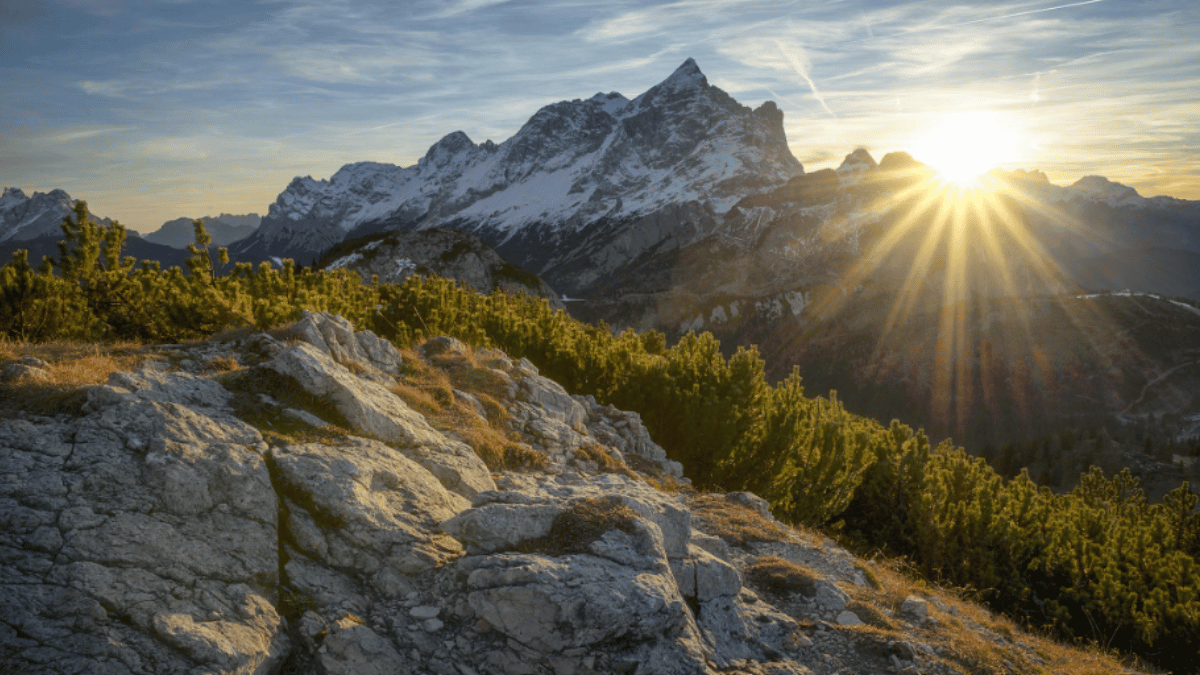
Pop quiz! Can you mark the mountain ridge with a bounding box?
[0,187,112,243]
[229,58,804,292]
[0,310,1162,675]
[143,213,261,248]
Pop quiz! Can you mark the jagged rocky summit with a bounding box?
[0,312,1107,675]
[0,187,111,243]
[320,228,565,309]
[232,59,804,294]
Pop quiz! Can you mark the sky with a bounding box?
[2,0,1198,233]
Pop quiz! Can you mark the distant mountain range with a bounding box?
[6,59,1199,491]
[0,187,111,242]
[228,58,803,290]
[231,58,1199,492]
[142,213,261,248]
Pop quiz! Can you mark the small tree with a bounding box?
[55,201,141,337]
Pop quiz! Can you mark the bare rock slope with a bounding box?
[1,313,1144,675]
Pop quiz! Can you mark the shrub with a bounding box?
[745,556,817,597]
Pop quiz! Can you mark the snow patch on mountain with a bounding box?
[249,59,804,261]
[0,187,109,242]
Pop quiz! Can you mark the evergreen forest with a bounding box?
[3,204,1199,673]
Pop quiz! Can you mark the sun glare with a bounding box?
[911,111,1020,187]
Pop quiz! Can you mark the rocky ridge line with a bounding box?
[1,312,1145,675]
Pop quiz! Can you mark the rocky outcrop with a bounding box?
[235,59,803,293]
[1,311,1140,675]
[319,229,565,309]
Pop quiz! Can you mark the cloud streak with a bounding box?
[0,0,1197,229]
[773,39,835,117]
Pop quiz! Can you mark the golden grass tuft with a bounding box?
[0,340,165,418]
[688,493,792,548]
[427,350,513,402]
[745,555,819,597]
[392,347,547,472]
[574,442,637,478]
[517,496,640,556]
[201,354,241,373]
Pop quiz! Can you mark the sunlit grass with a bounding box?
[0,340,167,418]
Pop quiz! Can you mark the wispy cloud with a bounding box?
[773,39,835,117]
[2,0,1198,229]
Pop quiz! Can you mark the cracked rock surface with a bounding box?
[1,311,1135,675]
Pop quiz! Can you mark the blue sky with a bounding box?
[2,0,1198,232]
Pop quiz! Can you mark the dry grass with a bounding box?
[517,496,640,556]
[392,348,547,472]
[201,354,241,373]
[574,442,637,478]
[745,555,819,597]
[427,350,513,402]
[688,492,792,548]
[0,340,166,418]
[642,472,693,494]
[831,556,1156,675]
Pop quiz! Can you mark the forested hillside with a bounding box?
[4,204,1200,673]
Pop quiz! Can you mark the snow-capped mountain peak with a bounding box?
[239,58,805,288]
[589,91,630,117]
[653,57,708,93]
[1068,175,1141,205]
[0,187,107,243]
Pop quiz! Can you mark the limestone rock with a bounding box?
[108,364,234,410]
[0,399,287,675]
[671,545,743,601]
[492,473,692,558]
[461,553,709,672]
[292,310,405,374]
[317,619,405,675]
[696,593,806,668]
[440,502,562,554]
[836,611,864,626]
[1,362,49,382]
[271,438,467,579]
[901,595,930,621]
[814,579,849,614]
[265,341,494,500]
[581,396,684,477]
[0,313,1071,675]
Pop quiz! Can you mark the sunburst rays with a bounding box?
[807,167,1144,438]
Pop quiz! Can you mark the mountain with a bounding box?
[0,187,111,242]
[990,170,1200,288]
[233,58,1200,487]
[564,148,1200,497]
[318,228,563,308]
[0,186,196,269]
[0,311,1154,675]
[231,58,803,292]
[1068,247,1200,299]
[143,213,260,248]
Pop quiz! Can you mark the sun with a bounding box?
[910,111,1021,187]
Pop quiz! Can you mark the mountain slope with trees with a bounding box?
[2,208,1199,672]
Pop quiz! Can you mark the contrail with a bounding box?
[947,0,1106,29]
[774,39,836,117]
[837,0,1107,46]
